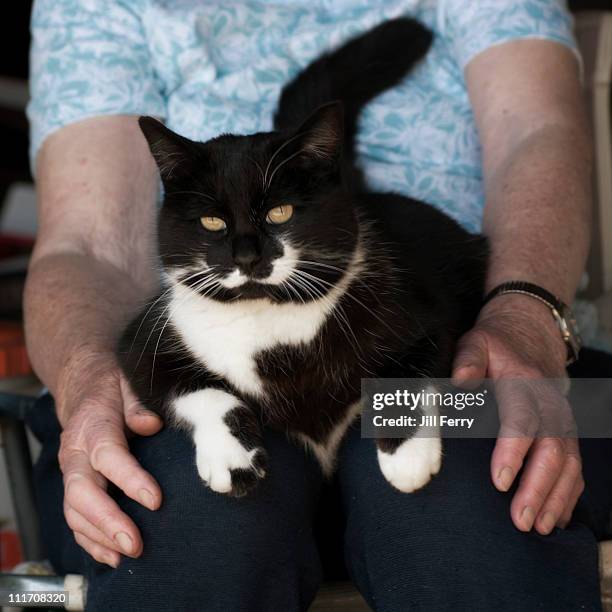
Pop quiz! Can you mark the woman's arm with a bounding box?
[454,40,592,534]
[25,115,164,566]
[468,39,591,303]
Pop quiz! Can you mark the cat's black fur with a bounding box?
[118,18,488,496]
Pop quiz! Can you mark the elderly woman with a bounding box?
[24,0,612,610]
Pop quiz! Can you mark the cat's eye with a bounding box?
[266,204,294,225]
[200,216,227,232]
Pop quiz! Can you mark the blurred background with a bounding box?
[0,0,610,591]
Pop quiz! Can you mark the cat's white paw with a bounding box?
[377,436,442,493]
[194,433,267,497]
[174,389,267,497]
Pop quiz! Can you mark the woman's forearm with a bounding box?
[465,40,592,303]
[24,116,160,423]
[463,40,592,364]
[24,253,151,418]
[482,122,592,302]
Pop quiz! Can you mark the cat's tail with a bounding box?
[273,17,432,158]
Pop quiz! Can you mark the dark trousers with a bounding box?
[27,349,612,612]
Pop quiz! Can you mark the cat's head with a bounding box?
[139,102,359,303]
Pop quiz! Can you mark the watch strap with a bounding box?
[483,281,564,312]
[482,281,581,364]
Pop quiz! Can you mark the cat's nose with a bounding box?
[233,235,262,273]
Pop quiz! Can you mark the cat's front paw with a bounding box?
[377,436,442,493]
[174,389,267,496]
[195,440,268,497]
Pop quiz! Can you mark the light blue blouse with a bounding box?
[28,0,578,231]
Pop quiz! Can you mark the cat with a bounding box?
[118,17,488,497]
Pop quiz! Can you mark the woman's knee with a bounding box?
[83,427,324,611]
[340,436,600,611]
[34,416,323,612]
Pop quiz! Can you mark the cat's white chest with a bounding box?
[169,284,334,396]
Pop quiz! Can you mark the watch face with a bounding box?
[564,307,581,340]
[560,306,582,362]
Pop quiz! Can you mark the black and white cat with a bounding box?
[118,18,488,497]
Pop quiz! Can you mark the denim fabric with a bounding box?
[27,348,612,611]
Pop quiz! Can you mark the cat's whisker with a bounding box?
[291,267,392,358]
[127,283,177,356]
[247,156,266,190]
[287,274,369,368]
[296,264,383,304]
[290,270,369,363]
[276,280,295,303]
[149,274,222,392]
[282,277,307,304]
[263,130,307,189]
[130,267,220,365]
[164,190,217,202]
[266,148,308,188]
[297,260,346,274]
[286,275,318,303]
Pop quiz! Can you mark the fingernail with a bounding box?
[453,366,474,380]
[521,506,536,531]
[105,554,119,568]
[138,488,156,510]
[497,466,514,491]
[539,511,556,534]
[137,409,159,419]
[114,531,134,555]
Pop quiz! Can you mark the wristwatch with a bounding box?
[483,281,583,365]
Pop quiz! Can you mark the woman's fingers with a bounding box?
[64,503,119,551]
[533,444,582,534]
[490,380,539,492]
[87,436,161,511]
[74,532,120,568]
[120,374,164,437]
[510,437,567,532]
[491,436,532,492]
[61,447,144,558]
[559,474,585,528]
[451,330,489,388]
[494,380,581,532]
[75,400,162,510]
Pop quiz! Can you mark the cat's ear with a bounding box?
[138,116,196,183]
[296,102,344,162]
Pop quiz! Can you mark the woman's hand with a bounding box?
[452,294,584,535]
[56,353,163,567]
